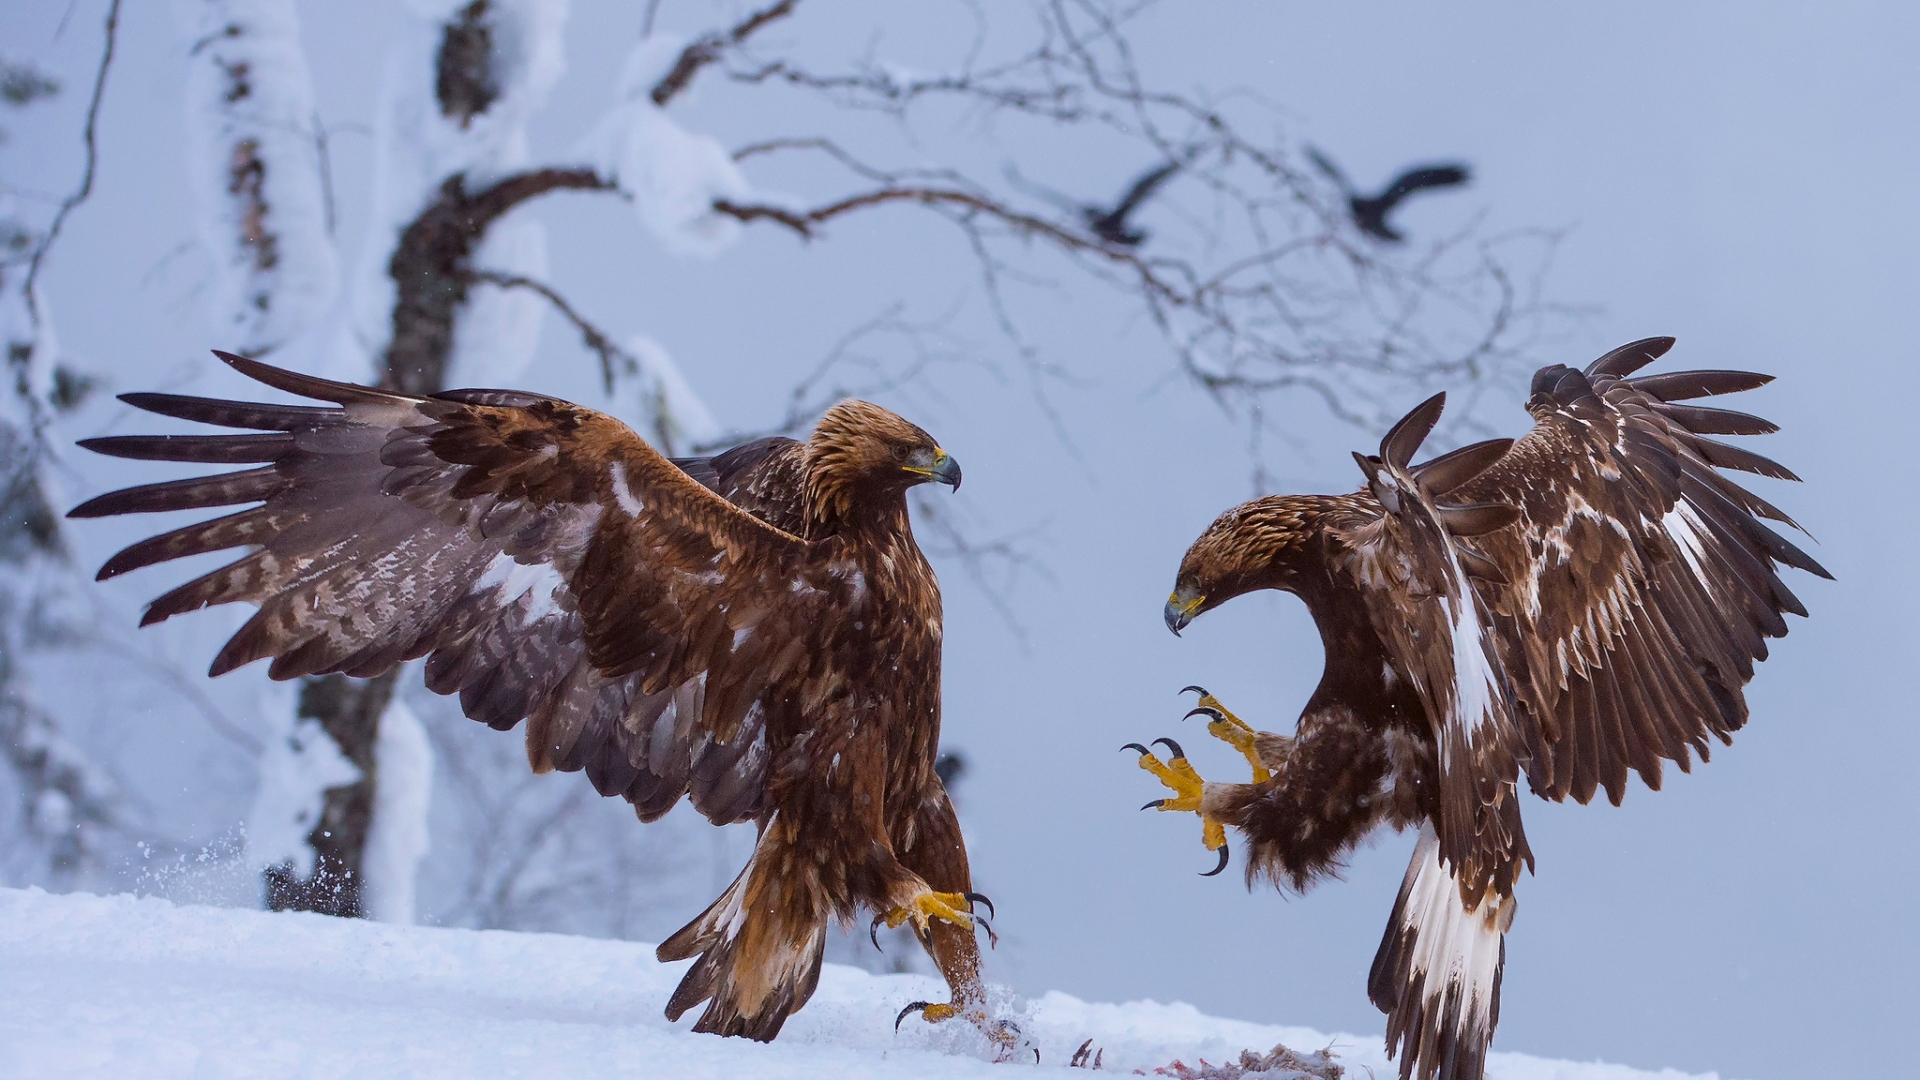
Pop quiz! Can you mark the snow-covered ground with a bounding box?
[0,888,1726,1080]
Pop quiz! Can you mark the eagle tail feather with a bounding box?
[1369,826,1513,1080]
[659,839,828,1042]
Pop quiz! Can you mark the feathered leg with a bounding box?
[890,783,998,1033]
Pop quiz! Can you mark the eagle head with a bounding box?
[805,400,960,520]
[1165,497,1317,635]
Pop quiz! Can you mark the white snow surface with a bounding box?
[0,887,1730,1080]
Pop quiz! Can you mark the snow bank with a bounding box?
[0,888,1730,1080]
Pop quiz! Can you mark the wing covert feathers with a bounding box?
[1450,342,1827,808]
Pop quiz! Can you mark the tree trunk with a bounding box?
[263,669,398,916]
[265,166,606,914]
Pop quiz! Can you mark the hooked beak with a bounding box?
[905,447,962,491]
[1164,590,1204,635]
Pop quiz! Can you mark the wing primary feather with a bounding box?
[96,506,282,580]
[1379,393,1446,468]
[117,392,339,431]
[1681,473,1830,584]
[77,433,293,463]
[1453,545,1509,584]
[1412,438,1513,497]
[1626,369,1772,401]
[1685,436,1801,481]
[213,350,413,406]
[1653,403,1780,436]
[68,466,286,518]
[1436,502,1521,537]
[1585,336,1675,378]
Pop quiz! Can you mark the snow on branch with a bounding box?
[577,38,752,258]
[177,0,339,354]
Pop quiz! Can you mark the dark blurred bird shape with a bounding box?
[1082,159,1181,247]
[1306,145,1471,243]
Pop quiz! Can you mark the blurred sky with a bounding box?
[6,3,1916,1078]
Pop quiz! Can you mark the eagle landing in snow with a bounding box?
[71,353,994,1042]
[1132,338,1829,1080]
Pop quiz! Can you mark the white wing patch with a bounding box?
[475,552,567,622]
[1663,499,1714,591]
[1441,537,1502,759]
[607,460,645,517]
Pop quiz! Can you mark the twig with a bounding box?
[466,268,639,395]
[707,0,1562,442]
[651,0,802,107]
[911,493,1051,644]
[23,0,122,331]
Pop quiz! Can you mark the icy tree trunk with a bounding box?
[262,673,394,915]
[0,48,118,887]
[272,0,579,919]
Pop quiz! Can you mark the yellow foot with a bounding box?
[1123,737,1230,876]
[1182,685,1272,783]
[894,999,1022,1049]
[874,889,980,949]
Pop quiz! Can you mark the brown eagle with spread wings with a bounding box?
[1132,338,1828,1080]
[70,352,993,1042]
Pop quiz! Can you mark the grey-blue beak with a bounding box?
[1165,590,1203,635]
[907,447,962,490]
[931,448,962,491]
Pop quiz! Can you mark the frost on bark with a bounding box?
[179,0,337,356]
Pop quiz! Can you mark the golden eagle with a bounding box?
[71,353,992,1042]
[1134,338,1828,1080]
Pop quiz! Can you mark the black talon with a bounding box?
[964,891,996,921]
[1141,799,1165,811]
[896,1001,930,1031]
[870,914,886,951]
[1152,737,1185,759]
[915,921,933,949]
[1180,685,1209,697]
[1201,843,1231,877]
[1183,706,1225,723]
[977,916,1000,949]
[1121,742,1152,756]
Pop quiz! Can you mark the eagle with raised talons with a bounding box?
[1132,338,1829,1080]
[70,352,995,1043]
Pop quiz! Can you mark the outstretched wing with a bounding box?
[1452,337,1830,806]
[72,353,832,824]
[1378,163,1471,208]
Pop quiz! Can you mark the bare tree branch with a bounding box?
[467,268,639,396]
[651,0,801,107]
[709,0,1565,440]
[382,167,611,394]
[22,0,121,332]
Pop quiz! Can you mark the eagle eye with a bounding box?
[891,444,910,461]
